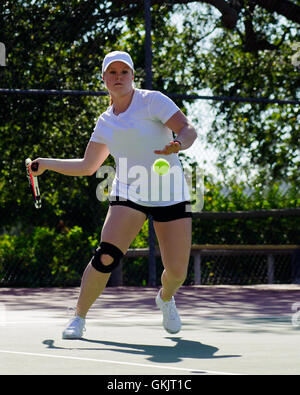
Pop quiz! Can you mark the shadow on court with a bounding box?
[2,285,300,320]
[2,286,300,374]
[2,285,300,317]
[42,337,241,363]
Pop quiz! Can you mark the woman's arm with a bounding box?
[154,110,197,155]
[31,141,110,176]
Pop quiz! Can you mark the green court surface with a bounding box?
[1,285,300,376]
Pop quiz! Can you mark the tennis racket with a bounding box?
[25,158,41,209]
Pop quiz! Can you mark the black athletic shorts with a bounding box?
[109,197,192,222]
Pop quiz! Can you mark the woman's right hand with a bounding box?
[30,158,46,176]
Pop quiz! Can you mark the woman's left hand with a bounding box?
[154,141,181,155]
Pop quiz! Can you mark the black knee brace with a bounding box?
[91,241,124,273]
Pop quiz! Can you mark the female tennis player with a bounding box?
[31,51,197,339]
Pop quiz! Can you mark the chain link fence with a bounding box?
[1,209,299,287]
[0,1,299,287]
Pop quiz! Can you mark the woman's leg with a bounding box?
[76,205,146,318]
[154,217,192,301]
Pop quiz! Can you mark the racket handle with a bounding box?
[31,162,39,172]
[25,158,39,172]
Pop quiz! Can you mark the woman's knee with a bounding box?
[163,266,187,284]
[100,254,114,266]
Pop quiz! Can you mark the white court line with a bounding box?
[0,349,240,375]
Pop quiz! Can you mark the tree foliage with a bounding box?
[0,0,119,230]
[166,2,300,184]
[0,0,299,235]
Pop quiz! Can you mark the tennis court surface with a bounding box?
[1,285,300,376]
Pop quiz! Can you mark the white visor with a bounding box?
[102,51,134,75]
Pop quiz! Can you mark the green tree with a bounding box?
[200,6,300,184]
[157,1,300,185]
[0,0,121,231]
[1,0,299,236]
[0,0,189,232]
[118,1,300,184]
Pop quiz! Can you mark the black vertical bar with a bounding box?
[144,0,153,90]
[148,217,156,286]
[144,0,156,286]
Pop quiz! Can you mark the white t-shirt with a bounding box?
[90,88,190,206]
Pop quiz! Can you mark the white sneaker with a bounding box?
[155,290,181,334]
[62,316,86,339]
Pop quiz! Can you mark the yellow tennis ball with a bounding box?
[153,158,170,175]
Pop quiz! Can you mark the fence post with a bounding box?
[148,220,156,286]
[267,254,274,284]
[144,0,153,88]
[194,253,201,285]
[144,0,156,286]
[108,261,123,286]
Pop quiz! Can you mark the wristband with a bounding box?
[173,139,182,147]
